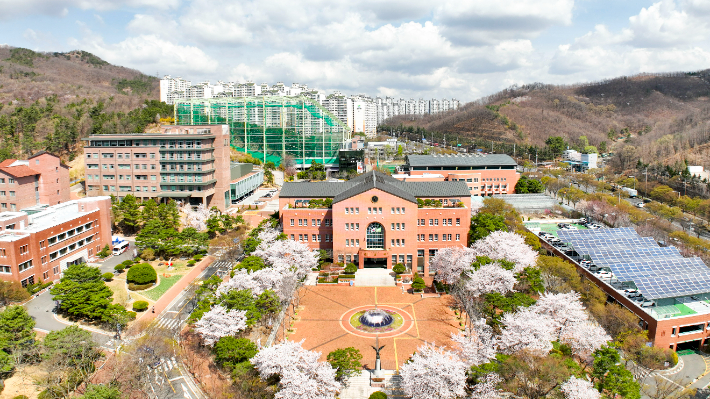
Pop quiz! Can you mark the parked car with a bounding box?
[635,202,644,208]
[641,300,656,307]
[624,289,638,294]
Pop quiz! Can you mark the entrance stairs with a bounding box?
[338,370,406,399]
[354,268,395,287]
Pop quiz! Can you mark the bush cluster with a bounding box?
[132,301,149,312]
[126,263,157,285]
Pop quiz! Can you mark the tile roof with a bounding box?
[0,164,41,178]
[280,171,471,202]
[406,154,518,168]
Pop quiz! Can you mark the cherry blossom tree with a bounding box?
[218,267,295,300]
[257,226,282,246]
[463,263,517,297]
[561,376,601,399]
[193,305,247,346]
[470,231,537,273]
[184,203,211,231]
[498,307,555,356]
[399,342,467,399]
[532,292,589,331]
[429,246,477,285]
[560,321,611,357]
[470,373,503,399]
[252,239,318,278]
[451,319,497,367]
[251,340,341,399]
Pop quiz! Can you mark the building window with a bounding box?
[312,219,316,227]
[456,234,460,241]
[18,259,33,272]
[291,234,295,240]
[434,234,438,241]
[338,254,344,263]
[290,219,294,226]
[429,234,433,242]
[456,218,460,226]
[298,234,303,242]
[312,234,317,242]
[345,208,349,214]
[368,207,371,214]
[434,219,439,226]
[0,266,10,273]
[391,207,394,214]
[392,255,397,265]
[429,219,433,226]
[366,222,385,249]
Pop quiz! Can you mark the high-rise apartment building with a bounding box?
[82,125,234,211]
[0,152,70,212]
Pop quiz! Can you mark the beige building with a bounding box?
[82,125,233,211]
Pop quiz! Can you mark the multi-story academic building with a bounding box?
[401,154,520,196]
[0,152,70,212]
[279,171,471,275]
[82,125,234,211]
[0,197,112,286]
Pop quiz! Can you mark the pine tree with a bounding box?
[141,198,159,227]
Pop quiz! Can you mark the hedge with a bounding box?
[344,263,358,274]
[126,263,157,285]
[392,263,406,274]
[128,282,154,291]
[102,273,114,281]
[132,301,149,312]
[339,274,356,279]
[369,392,387,399]
[187,260,196,266]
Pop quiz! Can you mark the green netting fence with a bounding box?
[175,96,351,167]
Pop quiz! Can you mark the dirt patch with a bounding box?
[0,365,45,399]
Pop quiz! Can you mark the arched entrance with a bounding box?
[364,223,387,268]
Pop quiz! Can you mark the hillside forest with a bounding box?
[0,46,170,163]
[383,71,710,175]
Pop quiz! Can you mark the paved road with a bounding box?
[134,258,234,399]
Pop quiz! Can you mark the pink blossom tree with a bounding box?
[184,203,211,231]
[218,267,295,300]
[399,342,467,399]
[451,319,497,367]
[463,263,517,297]
[252,239,318,278]
[498,307,555,356]
[193,305,247,346]
[560,376,601,399]
[429,246,477,285]
[251,340,341,399]
[470,231,537,273]
[532,292,589,331]
[560,321,611,357]
[470,373,503,399]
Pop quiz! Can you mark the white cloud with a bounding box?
[434,0,574,45]
[0,0,179,19]
[70,34,218,76]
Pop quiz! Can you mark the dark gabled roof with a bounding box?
[396,181,471,197]
[333,171,416,204]
[280,171,470,203]
[406,154,518,168]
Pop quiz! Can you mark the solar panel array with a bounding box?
[556,228,710,300]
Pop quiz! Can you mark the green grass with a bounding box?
[141,275,182,301]
[674,303,698,316]
[676,349,696,356]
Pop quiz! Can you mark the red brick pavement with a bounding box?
[134,256,215,326]
[288,286,459,371]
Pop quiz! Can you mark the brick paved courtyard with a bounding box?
[288,286,460,370]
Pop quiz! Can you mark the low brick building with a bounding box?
[401,154,520,196]
[0,197,112,286]
[0,152,70,212]
[279,171,471,275]
[544,227,710,351]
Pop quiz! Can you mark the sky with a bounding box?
[0,0,709,102]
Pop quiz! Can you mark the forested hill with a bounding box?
[384,70,710,171]
[0,46,171,162]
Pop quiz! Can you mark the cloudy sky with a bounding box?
[1,0,709,102]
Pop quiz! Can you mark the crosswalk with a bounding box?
[155,317,183,331]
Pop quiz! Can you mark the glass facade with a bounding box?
[366,222,384,249]
[175,96,351,166]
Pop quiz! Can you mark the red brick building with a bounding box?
[0,196,112,286]
[402,154,520,196]
[82,124,233,211]
[279,171,471,275]
[0,152,70,212]
[548,227,710,351]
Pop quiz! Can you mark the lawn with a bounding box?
[140,274,183,301]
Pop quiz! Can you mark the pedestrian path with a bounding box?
[354,269,395,287]
[304,272,318,286]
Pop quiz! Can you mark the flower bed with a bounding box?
[349,310,403,333]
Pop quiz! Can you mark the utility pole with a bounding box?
[513,143,516,158]
[535,150,538,166]
[645,167,648,196]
